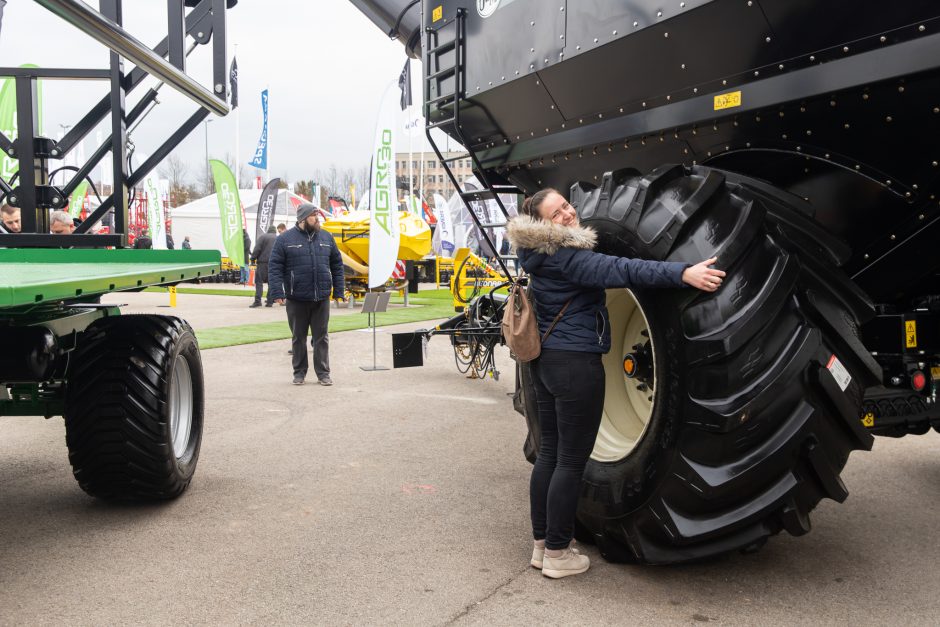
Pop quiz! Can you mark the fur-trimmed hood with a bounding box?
[505,214,597,255]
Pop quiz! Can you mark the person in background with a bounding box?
[1,204,20,233]
[181,235,192,250]
[50,210,76,234]
[241,229,252,285]
[276,223,286,235]
[134,228,153,249]
[250,225,277,308]
[506,188,724,579]
[268,204,345,386]
[166,232,175,249]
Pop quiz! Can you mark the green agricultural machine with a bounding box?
[353,0,940,563]
[0,0,234,499]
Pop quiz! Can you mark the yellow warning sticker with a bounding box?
[714,91,742,111]
[862,412,875,428]
[905,320,918,348]
[932,366,940,381]
[432,5,443,22]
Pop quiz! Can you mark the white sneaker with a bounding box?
[531,541,579,569]
[542,548,590,579]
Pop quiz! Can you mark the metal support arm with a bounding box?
[34,0,229,116]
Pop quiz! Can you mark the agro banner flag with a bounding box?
[144,173,167,248]
[248,89,268,170]
[209,159,245,266]
[433,192,455,257]
[1,64,43,182]
[256,177,280,241]
[367,80,401,289]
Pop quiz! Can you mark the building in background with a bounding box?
[395,151,472,200]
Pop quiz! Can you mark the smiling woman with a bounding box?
[507,188,721,578]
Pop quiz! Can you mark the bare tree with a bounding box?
[159,154,191,206]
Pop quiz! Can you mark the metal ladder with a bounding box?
[423,8,519,280]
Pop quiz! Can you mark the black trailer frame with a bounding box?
[0,0,232,249]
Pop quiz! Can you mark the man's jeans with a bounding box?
[286,299,331,380]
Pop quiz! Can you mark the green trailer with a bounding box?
[0,0,235,499]
[0,250,219,498]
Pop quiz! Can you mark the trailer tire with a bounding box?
[519,165,879,564]
[65,315,204,500]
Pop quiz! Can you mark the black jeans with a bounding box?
[529,349,605,550]
[253,263,273,305]
[286,299,331,380]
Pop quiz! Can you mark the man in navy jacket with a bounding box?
[269,204,345,386]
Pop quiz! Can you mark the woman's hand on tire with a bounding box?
[682,257,726,292]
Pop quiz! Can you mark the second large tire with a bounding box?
[65,315,205,500]
[519,165,881,564]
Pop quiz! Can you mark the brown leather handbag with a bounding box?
[501,274,572,362]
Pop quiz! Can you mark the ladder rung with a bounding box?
[427,40,456,56]
[461,189,496,200]
[427,66,456,81]
[442,153,470,163]
[427,118,456,130]
[427,92,457,106]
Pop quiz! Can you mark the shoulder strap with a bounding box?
[541,298,573,343]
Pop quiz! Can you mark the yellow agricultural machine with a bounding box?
[320,210,433,297]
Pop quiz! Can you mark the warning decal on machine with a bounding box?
[714,91,742,111]
[905,320,917,348]
[827,354,852,392]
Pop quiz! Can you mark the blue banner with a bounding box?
[249,89,268,169]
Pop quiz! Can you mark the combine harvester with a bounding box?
[0,0,235,499]
[352,0,940,563]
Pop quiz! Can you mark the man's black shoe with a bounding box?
[265,303,274,307]
[249,302,262,308]
[292,375,304,385]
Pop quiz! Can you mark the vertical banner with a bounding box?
[144,173,167,249]
[368,80,401,289]
[209,159,245,266]
[248,89,268,170]
[433,192,455,257]
[229,57,238,108]
[1,65,43,182]
[68,180,90,218]
[256,177,280,241]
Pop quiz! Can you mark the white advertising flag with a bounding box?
[144,173,167,249]
[433,192,455,257]
[367,80,401,289]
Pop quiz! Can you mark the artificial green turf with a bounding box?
[196,297,455,349]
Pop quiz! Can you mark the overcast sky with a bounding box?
[0,0,435,185]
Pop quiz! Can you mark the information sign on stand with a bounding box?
[360,292,391,371]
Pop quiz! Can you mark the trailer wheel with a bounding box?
[519,165,880,563]
[65,315,204,500]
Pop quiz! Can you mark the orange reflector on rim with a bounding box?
[624,356,636,376]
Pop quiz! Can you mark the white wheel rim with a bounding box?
[592,289,655,463]
[168,355,194,459]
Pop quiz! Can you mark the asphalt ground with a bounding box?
[3,294,940,624]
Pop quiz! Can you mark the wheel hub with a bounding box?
[593,289,656,463]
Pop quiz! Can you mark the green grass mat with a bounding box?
[197,298,455,349]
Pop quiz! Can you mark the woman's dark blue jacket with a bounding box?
[506,215,687,354]
[268,225,345,302]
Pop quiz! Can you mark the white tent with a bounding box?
[170,188,310,257]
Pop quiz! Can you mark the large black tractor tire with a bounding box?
[519,164,881,564]
[65,315,205,500]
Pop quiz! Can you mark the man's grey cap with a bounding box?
[297,203,317,222]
